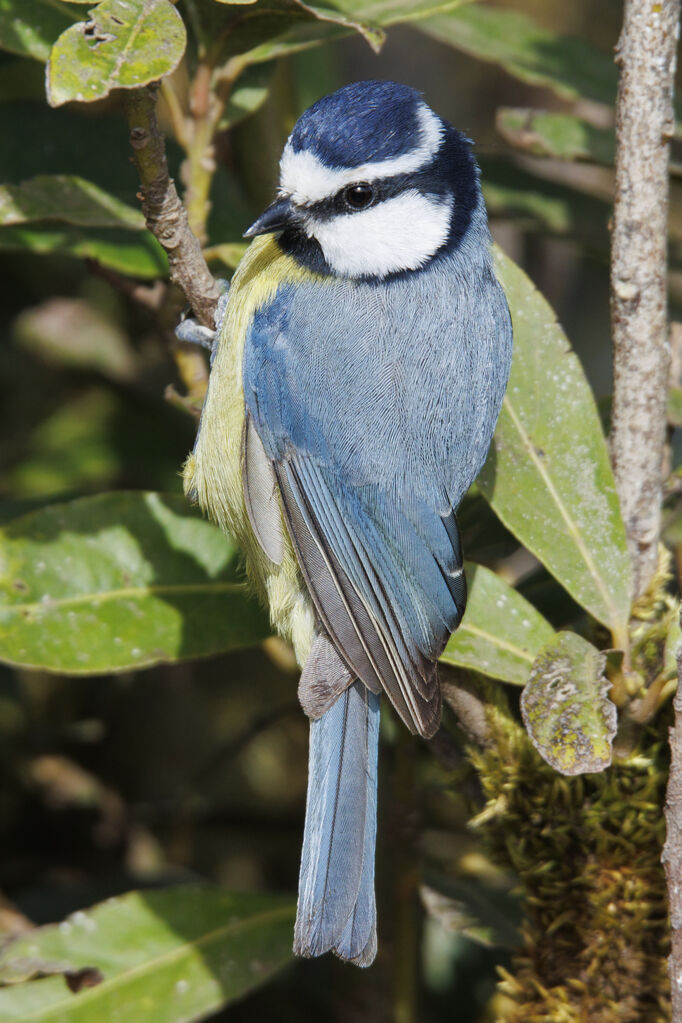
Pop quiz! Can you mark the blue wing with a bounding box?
[242,259,511,737]
[274,455,463,736]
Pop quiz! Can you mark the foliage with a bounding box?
[0,889,295,1022]
[0,1,679,1022]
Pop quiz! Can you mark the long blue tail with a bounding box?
[294,680,380,967]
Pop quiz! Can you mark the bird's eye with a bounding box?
[343,183,375,211]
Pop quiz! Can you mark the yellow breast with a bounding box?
[183,235,317,665]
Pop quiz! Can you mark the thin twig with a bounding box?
[663,646,682,1019]
[609,0,679,597]
[122,84,221,329]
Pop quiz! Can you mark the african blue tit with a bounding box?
[183,79,513,968]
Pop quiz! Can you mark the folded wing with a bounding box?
[263,453,464,738]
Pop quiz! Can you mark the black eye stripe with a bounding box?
[300,167,451,222]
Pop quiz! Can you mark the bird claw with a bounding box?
[175,280,230,361]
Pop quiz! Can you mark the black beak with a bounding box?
[244,197,301,239]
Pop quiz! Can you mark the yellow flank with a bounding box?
[183,235,318,666]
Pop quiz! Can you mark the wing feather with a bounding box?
[241,413,284,564]
[277,458,442,738]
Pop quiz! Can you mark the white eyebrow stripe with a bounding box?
[279,103,444,205]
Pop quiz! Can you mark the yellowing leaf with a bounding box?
[521,631,617,776]
[46,0,186,107]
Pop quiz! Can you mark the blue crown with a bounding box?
[288,80,425,169]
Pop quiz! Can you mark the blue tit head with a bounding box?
[244,80,483,281]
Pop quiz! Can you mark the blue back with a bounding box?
[243,193,512,724]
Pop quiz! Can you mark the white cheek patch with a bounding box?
[280,104,443,206]
[308,190,453,278]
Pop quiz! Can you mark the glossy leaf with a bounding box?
[214,0,384,51]
[0,175,144,229]
[521,631,617,776]
[440,563,553,686]
[479,248,632,642]
[216,0,467,66]
[0,492,270,674]
[0,887,295,1021]
[0,224,167,278]
[496,108,614,165]
[421,5,616,106]
[47,0,187,107]
[0,0,78,62]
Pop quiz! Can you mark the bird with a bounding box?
[183,79,513,968]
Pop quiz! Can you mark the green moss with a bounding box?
[470,690,670,1022]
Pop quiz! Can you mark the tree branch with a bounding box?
[663,645,682,1019]
[122,84,221,329]
[609,0,679,598]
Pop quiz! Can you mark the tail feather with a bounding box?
[294,680,380,966]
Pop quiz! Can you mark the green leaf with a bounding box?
[440,563,553,686]
[479,248,632,642]
[0,887,294,1021]
[0,175,144,229]
[0,0,78,61]
[215,0,385,52]
[520,631,617,775]
[214,0,467,66]
[46,0,187,107]
[0,223,167,277]
[496,108,615,165]
[0,492,270,674]
[421,5,616,106]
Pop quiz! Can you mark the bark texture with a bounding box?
[664,648,682,1021]
[610,0,679,597]
[123,85,221,329]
